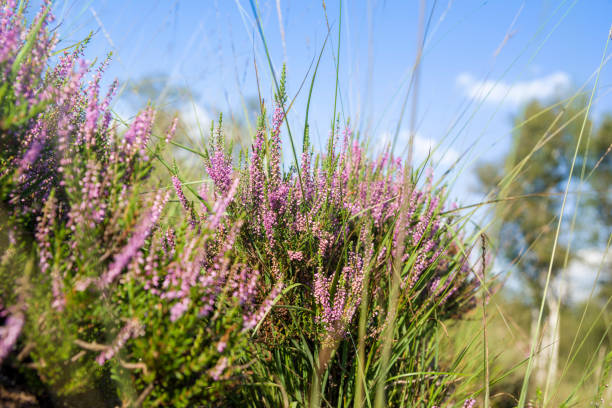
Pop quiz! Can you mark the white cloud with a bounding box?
[560,248,612,302]
[180,103,212,138]
[456,72,571,106]
[378,131,459,167]
[169,103,212,166]
[111,100,137,132]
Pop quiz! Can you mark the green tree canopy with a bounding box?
[476,99,611,303]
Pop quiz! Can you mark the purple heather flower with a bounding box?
[208,178,239,229]
[122,107,155,159]
[412,196,440,246]
[249,129,266,212]
[209,357,228,381]
[199,181,211,212]
[170,297,190,322]
[429,277,441,294]
[35,196,55,274]
[440,286,458,305]
[171,176,199,230]
[314,252,365,336]
[216,340,227,353]
[100,79,117,132]
[0,1,21,66]
[232,267,259,306]
[36,196,66,310]
[269,103,284,186]
[287,251,303,261]
[80,75,101,146]
[0,311,24,363]
[268,182,289,212]
[165,117,178,143]
[101,191,168,286]
[206,148,233,193]
[96,319,144,365]
[172,176,190,212]
[463,398,476,408]
[18,138,43,178]
[162,228,176,256]
[298,149,314,202]
[262,207,277,246]
[243,282,283,331]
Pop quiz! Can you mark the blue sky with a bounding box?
[38,0,612,204]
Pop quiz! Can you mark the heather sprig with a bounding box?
[0,308,23,363]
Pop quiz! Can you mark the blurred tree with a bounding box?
[475,99,612,392]
[121,74,258,153]
[122,74,200,147]
[587,114,612,231]
[589,115,612,327]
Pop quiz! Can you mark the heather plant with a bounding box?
[0,2,273,406]
[199,68,480,406]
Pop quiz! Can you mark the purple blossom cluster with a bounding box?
[206,125,233,194]
[209,356,229,381]
[138,177,267,330]
[204,109,477,339]
[2,1,55,108]
[0,6,275,399]
[96,318,144,365]
[431,397,477,408]
[242,282,283,331]
[313,251,365,336]
[172,176,190,212]
[463,398,477,408]
[0,308,24,364]
[268,104,284,187]
[101,190,169,287]
[1,3,158,231]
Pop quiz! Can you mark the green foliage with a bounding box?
[474,95,612,405]
[476,99,611,300]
